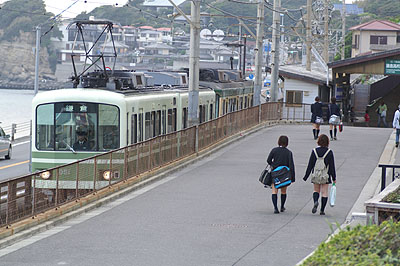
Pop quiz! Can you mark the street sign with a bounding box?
[248,74,254,80]
[384,59,400,75]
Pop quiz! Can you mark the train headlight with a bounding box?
[103,170,112,181]
[40,171,51,180]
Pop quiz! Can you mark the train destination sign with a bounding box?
[384,59,400,75]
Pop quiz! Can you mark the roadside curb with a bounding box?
[0,119,295,249]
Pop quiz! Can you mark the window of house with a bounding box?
[286,90,303,105]
[397,33,400,43]
[370,36,387,45]
[354,34,359,48]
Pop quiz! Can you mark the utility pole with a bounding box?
[306,0,312,71]
[270,0,281,102]
[238,23,242,71]
[253,0,264,106]
[34,26,41,95]
[341,0,346,60]
[323,0,329,63]
[188,0,201,126]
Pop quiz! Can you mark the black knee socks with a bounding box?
[281,194,287,209]
[272,194,278,210]
[329,130,333,138]
[334,128,337,137]
[313,129,316,138]
[316,129,320,138]
[313,192,319,203]
[321,197,328,212]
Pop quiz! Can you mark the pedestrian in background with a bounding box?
[364,109,370,127]
[266,135,295,214]
[311,96,323,140]
[303,134,336,215]
[377,101,388,127]
[328,97,341,140]
[392,104,400,148]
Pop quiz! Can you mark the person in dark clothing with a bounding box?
[73,131,91,151]
[328,97,341,140]
[266,135,295,214]
[303,134,336,215]
[311,96,323,140]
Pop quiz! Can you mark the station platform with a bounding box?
[0,124,394,266]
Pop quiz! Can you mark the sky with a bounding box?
[0,0,355,19]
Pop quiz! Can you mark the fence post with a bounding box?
[55,169,59,208]
[381,166,386,192]
[93,157,97,192]
[124,147,128,181]
[75,162,79,199]
[195,125,199,154]
[109,153,113,187]
[11,123,16,141]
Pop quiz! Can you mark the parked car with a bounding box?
[0,126,11,159]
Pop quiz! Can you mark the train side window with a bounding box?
[210,104,213,120]
[99,104,119,150]
[155,111,161,136]
[145,112,151,140]
[199,105,206,123]
[151,111,155,138]
[167,109,173,133]
[138,110,143,142]
[162,106,166,134]
[36,103,55,150]
[131,114,137,144]
[215,95,220,117]
[172,108,177,131]
[182,107,188,129]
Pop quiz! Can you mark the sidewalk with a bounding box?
[0,124,393,266]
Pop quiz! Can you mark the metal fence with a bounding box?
[0,102,311,227]
[378,164,400,191]
[2,121,31,141]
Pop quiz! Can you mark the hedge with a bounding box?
[300,220,400,266]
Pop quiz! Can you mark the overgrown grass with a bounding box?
[300,220,400,266]
[384,188,400,203]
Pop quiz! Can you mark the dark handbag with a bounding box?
[259,165,272,187]
[271,166,291,189]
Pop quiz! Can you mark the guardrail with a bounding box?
[378,164,400,191]
[2,121,31,141]
[0,102,311,227]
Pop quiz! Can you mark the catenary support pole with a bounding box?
[341,0,346,60]
[253,0,264,106]
[306,0,312,71]
[323,0,329,63]
[188,0,201,126]
[270,0,281,102]
[34,26,41,95]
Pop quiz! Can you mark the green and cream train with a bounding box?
[32,69,254,184]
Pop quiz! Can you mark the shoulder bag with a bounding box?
[271,166,291,189]
[259,164,272,187]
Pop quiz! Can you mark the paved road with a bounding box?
[0,125,393,266]
[0,138,30,181]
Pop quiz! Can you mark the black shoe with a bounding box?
[314,136,318,140]
[396,143,399,148]
[274,209,280,214]
[280,207,286,212]
[320,211,325,215]
[312,202,318,214]
[334,137,337,140]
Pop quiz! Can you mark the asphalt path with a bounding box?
[0,125,393,266]
[0,138,30,181]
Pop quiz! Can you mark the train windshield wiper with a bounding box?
[63,140,76,154]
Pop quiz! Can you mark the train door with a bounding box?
[138,109,143,142]
[131,114,137,144]
[182,107,188,129]
[167,108,177,133]
[210,104,213,120]
[162,106,166,135]
[215,95,220,118]
[155,110,161,137]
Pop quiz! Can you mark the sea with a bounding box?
[0,89,35,136]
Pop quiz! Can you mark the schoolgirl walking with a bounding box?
[303,134,336,215]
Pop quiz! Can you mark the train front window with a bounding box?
[36,102,119,152]
[55,103,97,151]
[36,104,54,151]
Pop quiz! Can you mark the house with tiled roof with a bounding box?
[350,20,400,57]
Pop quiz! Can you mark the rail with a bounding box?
[0,102,311,227]
[378,164,400,191]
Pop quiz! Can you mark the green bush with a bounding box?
[301,220,400,266]
[384,188,400,203]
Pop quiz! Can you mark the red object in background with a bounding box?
[339,122,343,132]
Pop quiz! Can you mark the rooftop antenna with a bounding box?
[67,20,119,88]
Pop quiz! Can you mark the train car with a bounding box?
[32,72,215,176]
